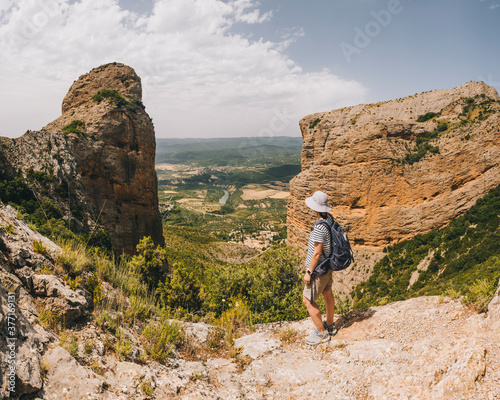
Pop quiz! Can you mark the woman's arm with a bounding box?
[303,241,323,284]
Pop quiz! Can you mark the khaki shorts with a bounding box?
[303,270,333,303]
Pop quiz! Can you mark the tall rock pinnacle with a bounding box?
[2,63,164,254]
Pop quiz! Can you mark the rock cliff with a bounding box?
[1,202,500,399]
[287,82,500,293]
[0,63,163,254]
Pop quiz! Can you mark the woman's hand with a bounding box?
[303,241,323,285]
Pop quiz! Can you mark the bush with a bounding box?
[462,279,498,313]
[437,121,448,132]
[39,306,61,330]
[310,118,321,129]
[204,244,306,323]
[128,236,167,289]
[156,261,207,316]
[141,319,184,363]
[63,120,85,134]
[33,240,48,255]
[56,240,94,273]
[91,90,144,112]
[416,112,440,122]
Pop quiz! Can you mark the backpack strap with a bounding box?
[314,218,333,258]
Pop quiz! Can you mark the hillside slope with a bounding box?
[2,200,500,399]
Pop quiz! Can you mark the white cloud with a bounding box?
[489,3,500,9]
[0,0,366,138]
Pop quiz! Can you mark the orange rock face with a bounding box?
[2,63,163,254]
[288,82,500,254]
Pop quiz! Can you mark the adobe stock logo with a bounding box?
[340,0,404,64]
[7,0,63,45]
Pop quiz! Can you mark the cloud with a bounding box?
[0,0,366,138]
[489,3,500,9]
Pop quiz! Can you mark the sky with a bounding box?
[1,0,499,139]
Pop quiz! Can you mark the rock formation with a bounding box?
[287,82,500,293]
[0,63,164,254]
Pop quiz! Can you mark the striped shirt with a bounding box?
[305,214,334,269]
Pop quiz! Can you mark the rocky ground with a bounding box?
[35,287,500,400]
[2,202,500,399]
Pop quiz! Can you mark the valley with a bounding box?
[155,137,302,250]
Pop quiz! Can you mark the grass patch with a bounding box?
[277,326,299,344]
[39,306,61,330]
[63,120,85,134]
[33,240,48,255]
[3,223,14,234]
[141,319,185,363]
[59,331,79,357]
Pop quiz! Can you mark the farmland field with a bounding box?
[156,137,302,250]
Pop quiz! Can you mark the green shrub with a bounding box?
[84,340,94,355]
[63,120,85,134]
[156,261,207,316]
[310,118,321,129]
[140,380,154,397]
[141,319,184,363]
[39,306,61,330]
[462,279,497,313]
[33,240,48,255]
[400,129,440,165]
[416,112,440,122]
[437,121,448,132]
[3,223,14,234]
[63,274,82,291]
[91,90,144,112]
[128,236,167,289]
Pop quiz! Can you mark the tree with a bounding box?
[129,236,168,289]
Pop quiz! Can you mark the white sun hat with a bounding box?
[305,191,332,213]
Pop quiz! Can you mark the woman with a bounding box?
[302,190,337,346]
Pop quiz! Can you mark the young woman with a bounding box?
[302,191,337,346]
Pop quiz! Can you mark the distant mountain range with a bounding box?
[156,136,303,166]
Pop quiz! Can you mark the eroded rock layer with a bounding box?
[288,82,500,253]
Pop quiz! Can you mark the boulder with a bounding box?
[42,346,111,400]
[32,274,89,324]
[234,331,281,359]
[0,282,43,398]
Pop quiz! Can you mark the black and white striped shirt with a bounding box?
[305,214,333,269]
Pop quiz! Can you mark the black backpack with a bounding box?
[310,218,355,281]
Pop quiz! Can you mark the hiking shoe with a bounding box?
[323,321,338,336]
[305,329,331,346]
